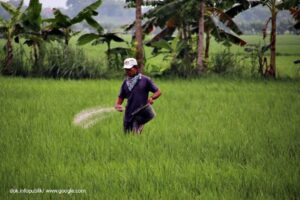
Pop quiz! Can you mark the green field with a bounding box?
[0,77,299,199]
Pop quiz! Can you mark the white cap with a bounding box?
[123,58,138,69]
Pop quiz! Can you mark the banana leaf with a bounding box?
[77,33,100,46]
[145,26,176,46]
[50,9,72,28]
[211,26,246,46]
[0,2,17,16]
[144,0,183,28]
[150,40,172,52]
[85,16,103,34]
[9,0,24,25]
[225,0,260,18]
[71,0,102,24]
[0,17,6,26]
[92,33,125,46]
[207,7,242,35]
[21,0,42,32]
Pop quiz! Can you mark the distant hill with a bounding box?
[234,5,296,34]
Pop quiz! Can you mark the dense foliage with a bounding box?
[0,0,299,79]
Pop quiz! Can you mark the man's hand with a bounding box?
[148,90,161,105]
[115,97,124,112]
[115,104,123,112]
[148,97,154,105]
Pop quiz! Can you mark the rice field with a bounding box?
[0,76,299,199]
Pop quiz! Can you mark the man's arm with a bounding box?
[148,89,161,104]
[115,97,124,112]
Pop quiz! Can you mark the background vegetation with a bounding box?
[1,34,299,79]
[1,0,300,79]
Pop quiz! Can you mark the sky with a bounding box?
[2,0,67,8]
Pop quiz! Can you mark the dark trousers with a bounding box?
[123,120,144,134]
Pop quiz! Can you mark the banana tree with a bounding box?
[290,6,300,29]
[19,0,43,71]
[43,0,103,46]
[126,0,250,75]
[0,0,24,75]
[204,0,260,60]
[77,30,129,70]
[261,0,300,77]
[19,0,64,73]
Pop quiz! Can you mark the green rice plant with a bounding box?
[0,77,299,199]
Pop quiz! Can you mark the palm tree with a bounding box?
[0,0,24,75]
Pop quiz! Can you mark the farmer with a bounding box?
[114,58,161,134]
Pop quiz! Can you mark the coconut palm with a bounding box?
[0,0,24,75]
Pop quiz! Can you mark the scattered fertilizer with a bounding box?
[73,107,116,129]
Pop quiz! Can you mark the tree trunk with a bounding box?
[2,37,13,75]
[135,0,144,69]
[182,22,188,41]
[32,43,39,74]
[266,4,277,78]
[270,10,277,77]
[205,30,211,60]
[197,0,205,73]
[64,28,70,46]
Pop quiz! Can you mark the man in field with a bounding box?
[114,58,161,134]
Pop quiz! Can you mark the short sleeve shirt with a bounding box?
[119,75,158,123]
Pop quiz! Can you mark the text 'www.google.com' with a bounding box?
[10,188,86,194]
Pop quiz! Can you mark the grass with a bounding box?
[0,76,299,199]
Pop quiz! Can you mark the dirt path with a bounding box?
[73,107,116,128]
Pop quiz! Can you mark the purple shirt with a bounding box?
[119,75,158,123]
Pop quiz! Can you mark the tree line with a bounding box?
[0,0,300,78]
